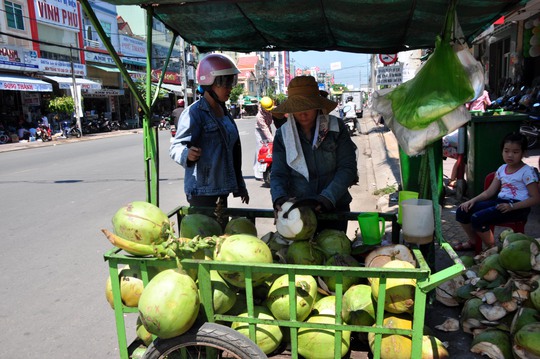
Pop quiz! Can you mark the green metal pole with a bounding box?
[144,7,159,205]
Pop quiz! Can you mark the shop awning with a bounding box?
[0,74,53,92]
[161,83,184,96]
[43,75,102,90]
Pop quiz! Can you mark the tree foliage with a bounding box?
[228,84,245,104]
[48,96,75,115]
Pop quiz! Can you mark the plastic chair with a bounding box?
[477,172,526,253]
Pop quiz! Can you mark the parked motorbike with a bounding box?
[82,118,100,134]
[257,140,273,186]
[62,121,82,138]
[35,122,52,142]
[520,102,540,148]
[98,116,112,132]
[158,116,171,130]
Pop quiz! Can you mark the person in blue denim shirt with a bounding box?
[170,54,249,224]
[270,76,358,232]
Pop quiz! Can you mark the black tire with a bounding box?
[71,129,82,138]
[143,322,267,359]
[263,169,271,187]
[521,125,538,148]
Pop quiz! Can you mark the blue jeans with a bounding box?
[455,199,530,232]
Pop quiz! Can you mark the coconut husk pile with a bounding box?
[436,230,540,358]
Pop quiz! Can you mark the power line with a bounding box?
[0,30,176,61]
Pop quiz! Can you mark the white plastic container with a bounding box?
[401,199,434,245]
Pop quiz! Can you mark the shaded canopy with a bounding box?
[104,0,529,53]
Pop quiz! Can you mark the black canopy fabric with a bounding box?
[103,0,529,53]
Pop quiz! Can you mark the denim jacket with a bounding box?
[169,97,247,197]
[270,115,358,209]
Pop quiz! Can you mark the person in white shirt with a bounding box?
[453,132,540,251]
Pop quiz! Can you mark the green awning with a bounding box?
[99,0,530,53]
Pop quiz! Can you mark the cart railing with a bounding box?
[105,206,465,359]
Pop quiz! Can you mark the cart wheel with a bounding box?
[142,322,267,359]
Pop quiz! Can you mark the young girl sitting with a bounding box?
[453,132,540,251]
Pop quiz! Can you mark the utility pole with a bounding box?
[69,45,82,134]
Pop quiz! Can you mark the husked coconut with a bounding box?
[470,329,513,359]
[365,244,416,269]
[436,276,465,307]
[276,201,317,240]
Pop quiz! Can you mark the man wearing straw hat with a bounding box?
[271,76,358,232]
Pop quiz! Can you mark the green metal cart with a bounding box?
[105,206,465,359]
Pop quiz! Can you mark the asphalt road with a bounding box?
[0,121,269,358]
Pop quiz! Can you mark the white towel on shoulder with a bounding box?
[281,115,310,181]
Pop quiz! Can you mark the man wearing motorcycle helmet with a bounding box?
[253,96,275,181]
[170,53,249,226]
[171,99,185,128]
[344,95,359,134]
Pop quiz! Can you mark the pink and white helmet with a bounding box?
[196,54,240,86]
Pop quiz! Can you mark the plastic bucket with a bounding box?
[357,212,385,245]
[401,199,434,245]
[397,191,419,224]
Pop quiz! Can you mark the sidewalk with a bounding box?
[0,129,142,154]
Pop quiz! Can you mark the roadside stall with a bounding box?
[83,1,531,358]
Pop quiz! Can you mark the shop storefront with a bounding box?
[0,73,53,129]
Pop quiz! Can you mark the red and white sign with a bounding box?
[34,0,80,31]
[379,54,398,65]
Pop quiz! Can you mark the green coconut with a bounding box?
[471,329,513,359]
[530,278,540,311]
[202,270,237,314]
[422,335,450,358]
[323,254,361,292]
[342,284,376,326]
[231,306,283,355]
[371,260,416,314]
[265,274,318,322]
[314,229,352,259]
[499,240,538,272]
[514,322,540,358]
[286,240,325,265]
[138,269,200,339]
[312,295,338,316]
[502,232,536,248]
[224,217,258,236]
[136,317,153,346]
[367,313,413,359]
[112,201,171,247]
[460,297,485,334]
[180,213,223,239]
[276,201,318,240]
[478,253,507,281]
[459,255,475,268]
[105,265,160,309]
[298,314,351,359]
[511,307,540,335]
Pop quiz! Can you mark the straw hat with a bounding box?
[272,76,337,115]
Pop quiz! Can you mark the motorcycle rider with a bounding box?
[171,99,185,128]
[254,96,275,181]
[169,53,249,227]
[344,96,360,134]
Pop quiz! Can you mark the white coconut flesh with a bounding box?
[276,201,316,240]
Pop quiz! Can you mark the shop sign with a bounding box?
[34,0,80,31]
[85,52,116,65]
[151,69,181,84]
[376,64,403,86]
[22,93,41,106]
[119,35,146,58]
[0,81,50,92]
[83,89,125,97]
[0,46,39,71]
[39,58,86,76]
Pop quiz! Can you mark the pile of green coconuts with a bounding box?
[103,201,451,359]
